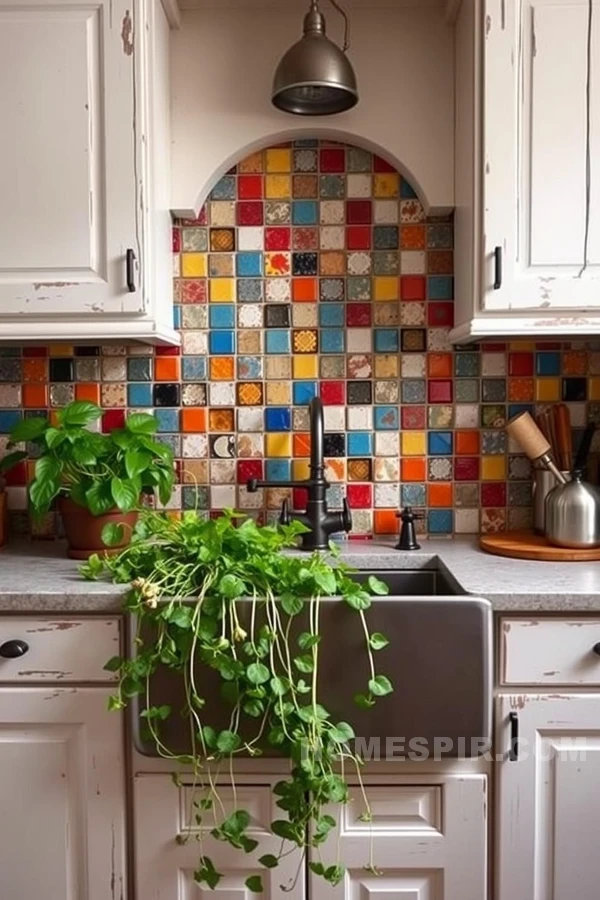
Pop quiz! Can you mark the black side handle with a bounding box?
[126,248,136,292]
[508,711,519,761]
[592,642,600,657]
[493,246,502,290]
[0,639,29,659]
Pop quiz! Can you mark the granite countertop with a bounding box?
[1,537,600,612]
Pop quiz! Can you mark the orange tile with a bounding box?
[427,353,453,378]
[209,409,234,432]
[455,430,480,455]
[22,383,48,408]
[293,433,311,457]
[181,409,206,433]
[210,357,235,380]
[563,350,587,376]
[75,383,100,403]
[508,378,534,402]
[401,224,426,250]
[326,458,345,480]
[292,278,318,302]
[155,357,180,381]
[374,510,399,535]
[22,358,47,383]
[401,458,426,482]
[428,483,453,507]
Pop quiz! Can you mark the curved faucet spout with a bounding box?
[309,396,325,476]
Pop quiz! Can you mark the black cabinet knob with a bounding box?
[0,639,29,659]
[593,643,600,657]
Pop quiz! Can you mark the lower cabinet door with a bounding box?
[134,774,306,900]
[0,686,126,900]
[309,774,488,900]
[496,694,600,900]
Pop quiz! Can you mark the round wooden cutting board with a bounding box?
[480,531,600,562]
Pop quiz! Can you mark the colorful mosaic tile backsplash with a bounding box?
[2,139,600,539]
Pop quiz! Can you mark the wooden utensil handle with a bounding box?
[506,411,551,460]
[554,403,573,471]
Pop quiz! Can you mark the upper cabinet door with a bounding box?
[484,0,600,312]
[0,0,144,316]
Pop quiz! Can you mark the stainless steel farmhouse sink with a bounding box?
[129,570,492,760]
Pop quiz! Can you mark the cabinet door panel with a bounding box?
[0,0,143,315]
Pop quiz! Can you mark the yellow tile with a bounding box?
[292,459,310,480]
[209,278,235,302]
[265,175,292,199]
[401,432,426,456]
[49,344,74,357]
[509,340,535,351]
[481,455,506,481]
[374,354,399,378]
[293,355,318,379]
[589,377,600,401]
[373,173,399,198]
[238,151,264,173]
[181,252,207,278]
[266,148,292,173]
[374,276,399,301]
[266,433,292,458]
[535,377,560,402]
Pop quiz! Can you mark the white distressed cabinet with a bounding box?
[453,0,600,341]
[0,0,177,344]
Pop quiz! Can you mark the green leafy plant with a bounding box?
[84,509,393,892]
[0,401,174,519]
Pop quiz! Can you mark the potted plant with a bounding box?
[0,401,174,558]
[84,510,393,891]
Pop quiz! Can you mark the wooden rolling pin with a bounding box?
[506,412,567,484]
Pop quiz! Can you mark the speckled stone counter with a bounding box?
[1,537,600,612]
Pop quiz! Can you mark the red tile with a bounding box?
[346,200,372,225]
[401,275,426,301]
[374,155,395,172]
[237,460,263,484]
[454,458,479,481]
[172,228,181,253]
[535,341,561,350]
[4,461,26,486]
[181,279,207,304]
[481,342,506,351]
[293,487,309,510]
[320,148,345,172]
[320,381,345,405]
[237,202,263,226]
[481,483,507,507]
[346,303,372,327]
[102,410,126,432]
[509,352,534,376]
[238,175,263,200]
[428,380,453,403]
[156,344,180,356]
[347,484,373,509]
[292,227,318,251]
[23,347,48,358]
[427,301,454,327]
[346,226,371,250]
[401,406,426,430]
[265,227,290,251]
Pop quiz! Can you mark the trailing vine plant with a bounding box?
[84,510,393,892]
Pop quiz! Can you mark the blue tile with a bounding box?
[326,483,344,508]
[402,379,426,404]
[236,252,262,277]
[428,276,454,300]
[265,330,290,354]
[320,329,344,353]
[347,432,373,456]
[427,509,453,534]
[454,353,479,377]
[237,356,262,379]
[292,201,318,225]
[374,328,399,353]
[0,410,21,433]
[209,304,235,328]
[319,303,344,327]
[374,406,399,430]
[536,351,561,376]
[508,403,534,420]
[182,357,207,381]
[401,484,426,507]
[154,408,179,433]
[265,407,291,431]
[172,305,182,328]
[428,431,453,455]
[127,357,152,381]
[209,175,236,200]
[266,459,290,482]
[128,383,153,407]
[209,331,235,355]
[400,179,418,199]
[293,382,317,405]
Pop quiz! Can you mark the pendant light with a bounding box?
[272,0,358,116]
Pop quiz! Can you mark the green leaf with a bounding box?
[329,721,355,743]
[309,862,325,876]
[9,416,48,443]
[45,427,66,450]
[269,676,288,697]
[242,699,264,718]
[0,450,27,475]
[258,854,279,869]
[194,857,222,890]
[245,876,263,893]
[293,654,314,674]
[110,476,138,513]
[280,593,303,616]
[354,692,375,709]
[169,606,192,628]
[367,575,390,596]
[246,662,270,685]
[240,835,259,854]
[80,553,104,580]
[103,656,123,672]
[107,695,124,711]
[85,482,114,516]
[101,523,124,547]
[61,401,102,427]
[324,865,345,886]
[126,412,158,434]
[201,725,217,749]
[29,456,62,513]
[219,573,245,599]
[297,632,321,650]
[314,569,337,594]
[369,632,390,651]
[216,729,241,754]
[125,448,152,479]
[344,591,371,611]
[368,675,393,696]
[72,440,97,466]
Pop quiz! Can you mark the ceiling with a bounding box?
[180,0,446,10]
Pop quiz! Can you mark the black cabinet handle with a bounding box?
[0,639,29,659]
[593,642,600,657]
[126,248,136,293]
[508,711,519,761]
[493,246,503,290]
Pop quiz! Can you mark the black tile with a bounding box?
[562,377,587,402]
[323,432,346,457]
[292,252,318,276]
[74,346,100,356]
[49,358,74,382]
[153,383,180,406]
[347,381,373,405]
[265,304,291,328]
[209,434,235,459]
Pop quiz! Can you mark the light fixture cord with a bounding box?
[326,0,350,51]
[577,0,593,278]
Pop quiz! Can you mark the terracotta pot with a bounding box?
[58,497,138,560]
